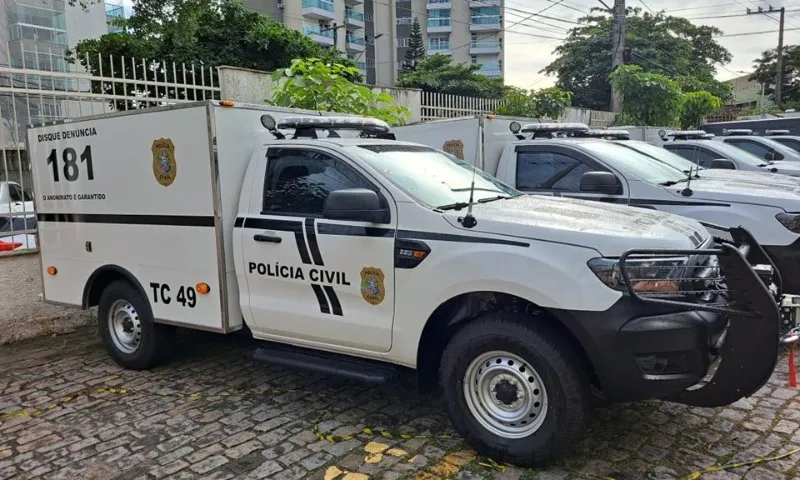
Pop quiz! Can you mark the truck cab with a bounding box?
[26,102,792,468]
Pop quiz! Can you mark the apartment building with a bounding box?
[244,0,504,87]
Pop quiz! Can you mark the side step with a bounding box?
[253,342,401,383]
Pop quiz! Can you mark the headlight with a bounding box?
[587,256,689,293]
[776,212,800,233]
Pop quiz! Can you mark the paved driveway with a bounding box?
[1,326,800,480]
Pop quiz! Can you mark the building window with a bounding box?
[396,37,410,48]
[429,36,450,51]
[397,17,412,24]
[428,9,451,28]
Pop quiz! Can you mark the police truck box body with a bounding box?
[27,101,788,467]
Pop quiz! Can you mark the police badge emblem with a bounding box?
[442,139,465,160]
[360,267,385,305]
[151,138,177,187]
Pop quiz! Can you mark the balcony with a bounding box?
[427,43,451,56]
[304,24,335,46]
[470,15,501,31]
[427,0,451,9]
[470,0,500,6]
[478,62,502,77]
[346,34,366,52]
[345,0,363,4]
[427,17,452,33]
[345,8,365,28]
[302,0,336,21]
[470,39,501,54]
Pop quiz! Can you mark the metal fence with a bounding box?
[0,50,220,255]
[420,90,616,126]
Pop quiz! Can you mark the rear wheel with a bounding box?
[98,280,173,369]
[439,312,589,467]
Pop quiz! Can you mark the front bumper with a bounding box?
[556,227,787,407]
[763,238,800,295]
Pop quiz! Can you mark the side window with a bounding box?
[665,146,700,164]
[726,140,778,160]
[22,188,32,202]
[689,149,718,168]
[516,151,596,192]
[262,149,374,216]
[8,184,22,202]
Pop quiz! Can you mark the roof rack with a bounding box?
[766,129,791,136]
[519,122,590,138]
[572,129,631,140]
[261,114,393,140]
[658,129,709,141]
[721,128,753,136]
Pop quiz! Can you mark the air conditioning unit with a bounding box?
[277,2,284,8]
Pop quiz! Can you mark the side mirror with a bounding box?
[323,188,390,224]
[710,158,736,169]
[579,171,622,195]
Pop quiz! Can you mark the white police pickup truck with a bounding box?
[26,101,788,467]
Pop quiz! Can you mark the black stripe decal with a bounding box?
[311,284,330,314]
[560,195,730,207]
[295,231,312,265]
[323,285,343,316]
[317,223,395,238]
[37,213,214,227]
[397,230,530,247]
[241,217,311,264]
[305,218,324,266]
[234,217,244,228]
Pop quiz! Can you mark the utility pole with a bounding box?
[610,0,626,112]
[746,6,786,108]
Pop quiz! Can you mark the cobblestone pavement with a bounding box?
[2,327,800,480]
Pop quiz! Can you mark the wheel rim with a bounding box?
[463,350,548,439]
[108,299,142,354]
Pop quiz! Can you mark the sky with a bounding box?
[119,0,799,89]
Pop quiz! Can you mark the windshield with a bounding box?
[706,142,770,167]
[616,141,698,172]
[348,144,519,208]
[577,141,687,185]
[771,137,800,153]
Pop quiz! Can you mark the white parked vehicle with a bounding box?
[715,128,800,162]
[26,102,789,467]
[763,129,800,153]
[0,181,37,250]
[392,117,800,295]
[659,131,800,176]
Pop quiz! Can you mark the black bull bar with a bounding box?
[618,225,785,408]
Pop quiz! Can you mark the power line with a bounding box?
[637,0,655,14]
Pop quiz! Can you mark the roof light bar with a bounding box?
[574,129,631,139]
[276,116,391,133]
[722,128,753,136]
[520,122,590,134]
[661,130,709,140]
[766,129,791,136]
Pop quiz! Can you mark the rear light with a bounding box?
[0,241,22,251]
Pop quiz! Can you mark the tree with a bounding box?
[404,17,426,72]
[609,65,682,126]
[750,45,800,108]
[270,58,410,125]
[542,7,732,111]
[396,54,505,99]
[69,0,353,110]
[679,91,723,129]
[496,86,572,119]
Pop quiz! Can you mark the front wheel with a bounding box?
[98,280,173,370]
[439,312,590,467]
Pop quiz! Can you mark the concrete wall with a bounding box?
[218,66,423,123]
[0,252,93,344]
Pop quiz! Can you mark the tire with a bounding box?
[97,280,174,370]
[439,312,590,468]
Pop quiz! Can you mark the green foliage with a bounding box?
[496,86,572,119]
[609,65,682,126]
[676,75,732,103]
[679,91,723,129]
[750,45,800,106]
[404,18,426,71]
[543,7,732,111]
[70,0,353,110]
[396,54,505,99]
[740,104,782,116]
[610,113,644,126]
[269,58,410,125]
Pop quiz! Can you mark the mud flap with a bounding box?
[621,243,781,408]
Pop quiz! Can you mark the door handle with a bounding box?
[254,234,282,244]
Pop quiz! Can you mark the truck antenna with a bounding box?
[459,118,481,229]
[681,162,694,197]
